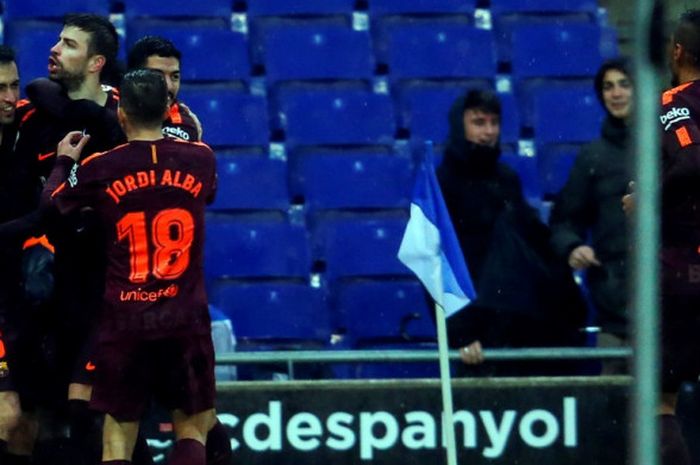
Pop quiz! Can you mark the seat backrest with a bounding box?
[123,0,232,19]
[369,0,475,16]
[4,0,111,19]
[179,84,269,147]
[289,147,413,210]
[5,21,60,83]
[205,212,310,278]
[246,0,356,17]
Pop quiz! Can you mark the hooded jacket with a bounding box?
[549,116,630,336]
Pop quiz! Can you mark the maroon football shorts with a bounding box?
[661,294,700,393]
[90,333,216,421]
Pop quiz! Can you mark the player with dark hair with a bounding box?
[43,68,220,465]
[127,35,202,141]
[624,8,700,465]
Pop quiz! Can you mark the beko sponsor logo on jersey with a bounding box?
[68,163,79,187]
[660,107,691,130]
[163,126,191,141]
[216,397,579,460]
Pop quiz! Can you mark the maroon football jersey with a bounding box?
[47,138,217,341]
[162,101,200,142]
[659,80,700,295]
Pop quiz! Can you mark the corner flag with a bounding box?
[397,143,476,317]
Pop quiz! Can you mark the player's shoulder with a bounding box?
[80,142,130,167]
[16,98,36,126]
[661,81,699,106]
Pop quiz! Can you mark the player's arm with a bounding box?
[659,93,700,192]
[179,102,203,141]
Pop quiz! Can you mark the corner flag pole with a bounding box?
[435,300,458,465]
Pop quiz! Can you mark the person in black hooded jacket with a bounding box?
[549,58,633,374]
[439,89,586,376]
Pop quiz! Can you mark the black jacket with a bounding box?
[437,133,586,349]
[549,116,630,335]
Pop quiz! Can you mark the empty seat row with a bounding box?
[1,0,598,20]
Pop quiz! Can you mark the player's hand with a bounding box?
[459,341,484,365]
[179,102,203,141]
[622,181,635,216]
[568,245,601,270]
[57,131,90,162]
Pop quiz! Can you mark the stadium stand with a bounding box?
[368,0,476,16]
[121,0,232,20]
[490,0,598,14]
[3,0,110,19]
[245,0,356,17]
[4,20,61,83]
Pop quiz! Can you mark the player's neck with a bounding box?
[678,67,700,86]
[127,127,165,142]
[67,75,107,106]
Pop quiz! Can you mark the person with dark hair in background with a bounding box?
[127,35,202,142]
[623,9,700,465]
[43,68,221,465]
[438,89,587,376]
[550,57,633,375]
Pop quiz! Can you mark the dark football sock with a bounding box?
[131,432,154,465]
[660,414,691,465]
[168,438,205,465]
[68,399,102,464]
[206,420,232,465]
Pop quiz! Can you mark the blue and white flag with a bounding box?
[397,143,476,317]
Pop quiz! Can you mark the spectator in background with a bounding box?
[127,35,202,142]
[549,57,633,375]
[438,89,587,376]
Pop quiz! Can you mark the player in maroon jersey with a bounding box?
[127,35,202,142]
[45,69,220,465]
[623,9,700,465]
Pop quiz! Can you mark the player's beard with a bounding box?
[51,68,87,93]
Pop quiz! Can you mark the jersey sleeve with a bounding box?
[43,155,103,215]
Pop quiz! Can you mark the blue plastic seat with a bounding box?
[524,81,603,143]
[498,92,521,144]
[178,84,269,147]
[289,147,413,210]
[490,0,597,14]
[537,144,581,196]
[127,20,250,82]
[311,211,412,279]
[205,212,310,278]
[377,18,496,79]
[3,0,110,18]
[333,279,435,342]
[275,83,396,146]
[123,0,231,19]
[208,280,329,342]
[507,20,603,78]
[4,21,59,83]
[369,0,476,16]
[257,19,373,82]
[246,0,355,17]
[209,151,289,211]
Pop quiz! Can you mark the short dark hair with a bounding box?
[127,36,181,70]
[594,57,632,105]
[463,89,501,117]
[675,9,700,67]
[120,69,168,127]
[63,13,118,71]
[0,46,16,66]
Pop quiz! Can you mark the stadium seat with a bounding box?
[505,20,603,78]
[127,20,250,82]
[209,151,290,211]
[178,84,269,147]
[311,211,412,279]
[288,147,413,210]
[256,19,373,82]
[500,145,541,201]
[376,18,497,80]
[333,279,435,342]
[523,81,604,144]
[343,343,440,379]
[4,21,59,83]
[498,91,521,144]
[246,0,356,17]
[122,0,231,19]
[205,212,311,278]
[3,0,110,19]
[490,0,597,14]
[275,83,396,146]
[536,144,581,196]
[208,280,330,342]
[369,0,476,16]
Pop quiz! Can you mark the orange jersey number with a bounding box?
[117,208,195,283]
